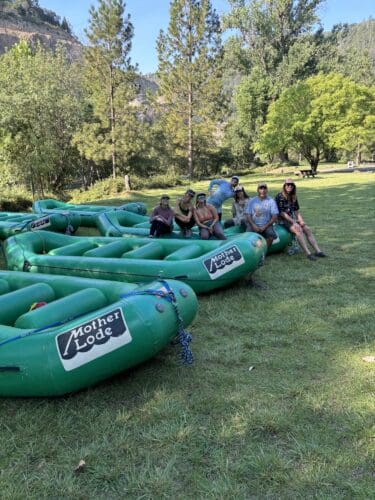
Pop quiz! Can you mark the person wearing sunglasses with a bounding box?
[194,193,227,240]
[245,182,279,247]
[223,185,249,231]
[275,179,327,261]
[207,175,240,221]
[174,188,196,237]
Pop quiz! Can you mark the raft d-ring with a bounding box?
[155,303,165,313]
[179,288,188,298]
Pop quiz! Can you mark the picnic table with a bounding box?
[298,169,316,178]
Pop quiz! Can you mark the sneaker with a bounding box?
[315,251,327,258]
[185,229,192,238]
[148,234,154,238]
[307,254,316,261]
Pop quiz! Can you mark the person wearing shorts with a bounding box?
[245,182,279,247]
[174,188,196,237]
[275,178,327,261]
[194,193,227,240]
[207,175,239,221]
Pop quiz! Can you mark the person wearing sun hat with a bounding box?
[174,188,196,237]
[207,175,239,221]
[275,179,327,261]
[149,194,174,238]
[245,182,279,247]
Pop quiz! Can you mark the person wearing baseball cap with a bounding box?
[207,175,240,221]
[174,188,196,237]
[194,193,227,240]
[245,182,279,247]
[223,185,249,230]
[149,194,174,238]
[275,179,327,260]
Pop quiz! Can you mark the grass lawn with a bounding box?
[0,172,374,498]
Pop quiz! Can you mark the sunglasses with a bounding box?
[258,186,267,190]
[285,183,295,187]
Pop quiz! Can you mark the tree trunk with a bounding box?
[124,174,131,191]
[356,143,362,165]
[279,149,289,163]
[188,81,193,178]
[109,64,116,178]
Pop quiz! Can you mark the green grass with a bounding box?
[0,172,374,498]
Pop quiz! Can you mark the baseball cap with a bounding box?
[258,182,268,189]
[160,194,170,200]
[186,189,196,196]
[196,192,206,200]
[231,175,239,182]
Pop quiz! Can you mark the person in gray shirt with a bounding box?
[245,182,279,247]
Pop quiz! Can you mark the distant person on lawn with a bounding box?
[245,182,279,248]
[224,185,249,231]
[149,194,174,238]
[194,193,227,240]
[174,188,196,237]
[275,179,327,261]
[207,175,239,221]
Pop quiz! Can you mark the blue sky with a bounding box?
[41,0,374,74]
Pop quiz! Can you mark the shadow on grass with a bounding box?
[0,175,373,497]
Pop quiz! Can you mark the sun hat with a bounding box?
[284,178,295,185]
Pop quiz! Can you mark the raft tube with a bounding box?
[33,199,147,227]
[96,210,291,253]
[0,212,81,239]
[0,271,197,397]
[4,231,267,293]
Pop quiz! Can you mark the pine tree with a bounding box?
[156,0,224,178]
[81,0,137,178]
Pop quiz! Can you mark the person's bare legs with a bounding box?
[302,225,322,254]
[289,224,312,256]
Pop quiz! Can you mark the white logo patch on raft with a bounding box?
[56,308,131,371]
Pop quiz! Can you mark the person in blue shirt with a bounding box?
[245,182,279,247]
[207,175,239,221]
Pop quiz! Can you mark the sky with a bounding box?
[40,0,374,74]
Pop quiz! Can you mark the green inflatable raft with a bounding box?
[96,210,292,254]
[4,231,267,293]
[0,212,81,239]
[33,198,147,227]
[0,271,197,397]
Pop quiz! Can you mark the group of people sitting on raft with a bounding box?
[149,175,327,261]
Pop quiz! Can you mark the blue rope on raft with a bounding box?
[0,281,194,365]
[120,279,194,365]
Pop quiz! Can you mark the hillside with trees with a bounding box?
[0,0,81,58]
[0,0,374,199]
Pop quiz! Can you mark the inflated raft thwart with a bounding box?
[0,271,197,397]
[33,198,147,227]
[4,231,266,293]
[0,212,81,239]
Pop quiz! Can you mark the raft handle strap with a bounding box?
[120,280,193,365]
